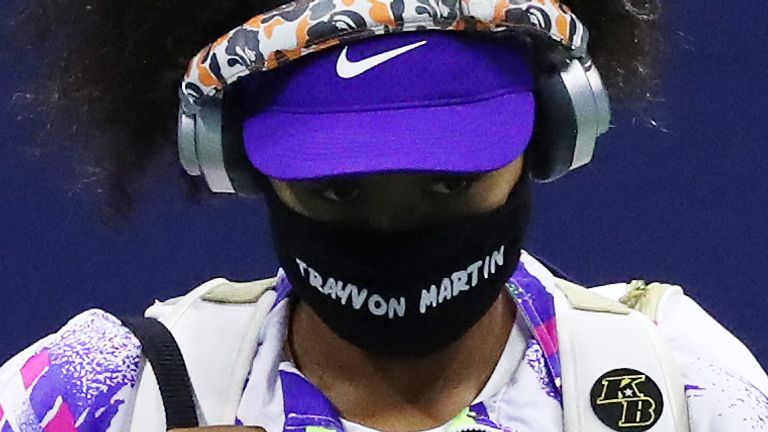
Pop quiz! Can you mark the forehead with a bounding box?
[271,157,525,189]
[280,171,483,186]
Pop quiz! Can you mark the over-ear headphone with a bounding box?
[177,0,611,195]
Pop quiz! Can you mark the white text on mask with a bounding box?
[294,245,505,319]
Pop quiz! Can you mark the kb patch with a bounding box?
[590,368,663,431]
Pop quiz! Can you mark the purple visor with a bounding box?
[241,31,535,180]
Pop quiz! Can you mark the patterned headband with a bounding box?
[180,0,588,113]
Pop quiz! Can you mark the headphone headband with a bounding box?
[180,0,588,113]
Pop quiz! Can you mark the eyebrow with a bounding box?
[292,171,490,192]
[296,177,363,188]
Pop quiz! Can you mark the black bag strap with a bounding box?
[120,316,199,430]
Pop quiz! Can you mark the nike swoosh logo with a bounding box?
[336,40,428,79]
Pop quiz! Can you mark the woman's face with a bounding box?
[269,156,525,231]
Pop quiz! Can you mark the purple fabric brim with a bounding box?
[243,91,534,180]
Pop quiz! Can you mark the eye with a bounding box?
[426,175,482,195]
[315,183,362,202]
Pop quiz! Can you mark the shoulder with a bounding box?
[590,281,768,430]
[653,290,768,430]
[0,309,142,432]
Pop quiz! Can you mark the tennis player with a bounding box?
[1,0,766,431]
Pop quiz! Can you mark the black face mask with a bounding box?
[263,175,532,358]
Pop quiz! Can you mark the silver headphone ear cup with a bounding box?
[178,84,265,196]
[528,58,612,182]
[529,65,579,182]
[219,90,266,197]
[195,97,236,193]
[559,59,599,171]
[177,107,202,176]
[584,61,611,136]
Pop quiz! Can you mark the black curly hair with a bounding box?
[2,0,661,219]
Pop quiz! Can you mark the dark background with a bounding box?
[1,2,766,367]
